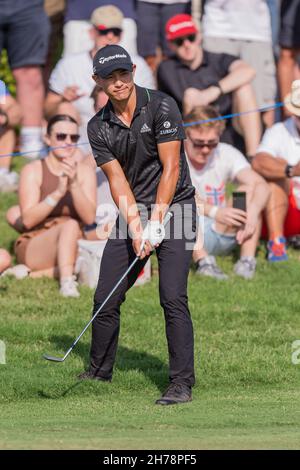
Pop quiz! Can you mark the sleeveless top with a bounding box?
[40,159,79,220]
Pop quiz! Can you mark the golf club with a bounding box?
[43,211,173,362]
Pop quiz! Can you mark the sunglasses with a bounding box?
[188,136,219,149]
[55,133,80,143]
[172,34,196,47]
[97,27,122,36]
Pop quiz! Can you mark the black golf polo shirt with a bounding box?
[87,85,195,208]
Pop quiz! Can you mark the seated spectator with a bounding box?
[63,0,138,57]
[0,249,11,274]
[8,114,96,297]
[0,84,22,192]
[157,14,262,159]
[252,80,300,262]
[184,106,269,279]
[45,4,155,154]
[136,0,191,71]
[201,0,277,127]
[278,0,300,116]
[0,0,50,158]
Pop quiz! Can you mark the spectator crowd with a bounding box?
[1,0,300,296]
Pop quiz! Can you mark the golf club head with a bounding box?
[43,354,65,362]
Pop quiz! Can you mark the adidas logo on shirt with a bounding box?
[140,123,151,133]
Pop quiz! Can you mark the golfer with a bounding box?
[81,44,196,405]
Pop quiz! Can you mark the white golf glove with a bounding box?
[142,220,165,248]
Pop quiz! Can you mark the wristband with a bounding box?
[44,196,58,208]
[208,206,218,219]
[285,164,294,178]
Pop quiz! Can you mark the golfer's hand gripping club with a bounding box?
[139,211,172,256]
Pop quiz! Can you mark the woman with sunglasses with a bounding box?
[12,114,97,297]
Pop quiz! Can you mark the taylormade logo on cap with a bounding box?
[93,45,133,77]
[169,21,194,33]
[99,53,127,65]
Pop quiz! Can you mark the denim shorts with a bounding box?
[0,2,50,68]
[201,216,237,256]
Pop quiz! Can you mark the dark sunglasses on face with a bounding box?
[98,27,122,36]
[189,136,219,149]
[55,133,80,143]
[172,34,196,47]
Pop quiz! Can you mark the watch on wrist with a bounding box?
[285,164,294,178]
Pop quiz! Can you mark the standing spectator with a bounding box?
[0,82,22,192]
[266,0,280,56]
[252,80,300,262]
[201,0,277,127]
[45,5,155,154]
[278,0,300,115]
[63,0,138,57]
[0,0,50,158]
[12,115,96,297]
[136,0,191,71]
[157,14,261,158]
[185,106,269,280]
[43,0,66,86]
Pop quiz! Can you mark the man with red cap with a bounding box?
[157,14,262,159]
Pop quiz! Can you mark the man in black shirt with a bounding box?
[83,45,196,405]
[157,14,261,159]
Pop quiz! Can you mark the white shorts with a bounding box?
[203,36,277,108]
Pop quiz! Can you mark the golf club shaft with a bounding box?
[62,255,141,360]
[44,211,173,361]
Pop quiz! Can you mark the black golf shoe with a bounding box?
[155,383,192,405]
[77,370,111,382]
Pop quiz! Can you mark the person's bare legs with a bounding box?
[233,83,262,157]
[0,249,12,273]
[13,66,45,155]
[0,129,15,171]
[278,48,300,117]
[23,219,80,279]
[262,109,275,129]
[264,179,289,239]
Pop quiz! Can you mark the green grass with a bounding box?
[1,179,300,449]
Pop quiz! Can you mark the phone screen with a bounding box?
[232,191,247,212]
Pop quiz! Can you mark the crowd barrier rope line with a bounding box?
[0,101,286,159]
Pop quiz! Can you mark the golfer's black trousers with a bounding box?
[89,198,196,387]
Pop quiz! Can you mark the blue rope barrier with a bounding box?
[182,101,285,127]
[0,100,286,159]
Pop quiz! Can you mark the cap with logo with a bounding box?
[165,14,198,41]
[93,44,133,78]
[90,5,123,31]
[285,80,300,117]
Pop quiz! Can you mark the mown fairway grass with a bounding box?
[1,160,300,449]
